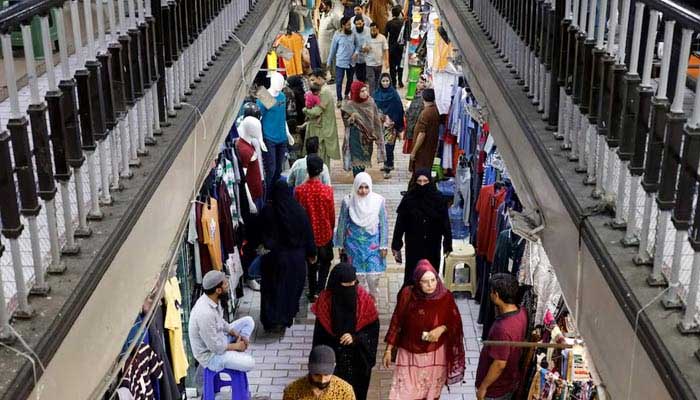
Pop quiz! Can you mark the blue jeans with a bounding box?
[262,139,288,198]
[384,143,395,170]
[206,316,256,372]
[335,66,354,101]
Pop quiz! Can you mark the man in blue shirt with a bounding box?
[327,16,358,103]
[352,16,371,82]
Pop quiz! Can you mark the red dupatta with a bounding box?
[385,261,466,385]
[311,285,379,335]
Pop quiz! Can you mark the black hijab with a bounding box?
[261,180,310,248]
[328,263,357,335]
[398,168,445,219]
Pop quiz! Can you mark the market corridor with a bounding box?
[232,103,482,399]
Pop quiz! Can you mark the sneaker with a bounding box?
[246,279,261,291]
[398,82,405,89]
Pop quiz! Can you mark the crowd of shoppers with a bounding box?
[186,1,535,399]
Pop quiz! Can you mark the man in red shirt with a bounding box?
[475,273,528,400]
[294,155,335,301]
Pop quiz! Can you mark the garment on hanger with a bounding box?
[147,305,181,400]
[187,205,203,284]
[201,198,223,271]
[277,32,305,76]
[163,277,189,383]
[119,344,164,400]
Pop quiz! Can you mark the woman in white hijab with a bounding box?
[335,172,388,301]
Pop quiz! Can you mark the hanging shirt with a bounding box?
[475,184,506,262]
[201,199,223,271]
[163,277,189,382]
[119,344,164,400]
[257,92,288,144]
[236,139,264,202]
[277,33,305,76]
[187,205,203,284]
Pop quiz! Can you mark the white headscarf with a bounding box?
[347,172,384,235]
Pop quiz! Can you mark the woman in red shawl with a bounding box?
[311,263,380,400]
[341,81,386,176]
[383,259,466,399]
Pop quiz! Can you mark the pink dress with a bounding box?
[389,345,448,400]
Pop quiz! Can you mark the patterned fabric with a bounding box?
[119,344,164,400]
[334,197,388,274]
[283,375,356,400]
[389,346,447,400]
[294,180,336,246]
[216,158,241,223]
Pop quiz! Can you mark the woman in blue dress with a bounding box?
[335,172,389,301]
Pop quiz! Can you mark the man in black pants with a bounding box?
[385,5,405,88]
[294,155,336,301]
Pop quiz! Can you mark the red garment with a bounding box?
[475,307,528,397]
[385,284,466,385]
[350,81,368,103]
[475,185,506,262]
[411,260,448,300]
[311,285,379,335]
[236,139,264,202]
[294,179,335,246]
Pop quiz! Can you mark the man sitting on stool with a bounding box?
[188,270,255,373]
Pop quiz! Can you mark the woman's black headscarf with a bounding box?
[398,168,445,219]
[327,263,357,335]
[261,179,310,248]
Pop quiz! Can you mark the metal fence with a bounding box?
[0,0,255,342]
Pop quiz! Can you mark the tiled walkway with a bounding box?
[234,97,483,399]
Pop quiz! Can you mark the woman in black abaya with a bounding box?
[259,180,317,332]
[392,169,453,287]
[311,263,380,400]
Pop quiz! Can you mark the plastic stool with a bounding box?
[203,368,250,400]
[443,241,476,296]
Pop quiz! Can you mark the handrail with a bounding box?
[0,0,61,32]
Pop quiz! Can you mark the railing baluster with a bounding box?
[679,69,700,334]
[621,1,646,246]
[610,0,633,229]
[65,0,91,238]
[50,5,80,253]
[645,19,675,285]
[631,9,659,265]
[0,128,33,319]
[0,32,36,317]
[0,235,9,342]
[659,27,693,306]
[33,11,66,273]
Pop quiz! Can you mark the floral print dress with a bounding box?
[334,197,389,274]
